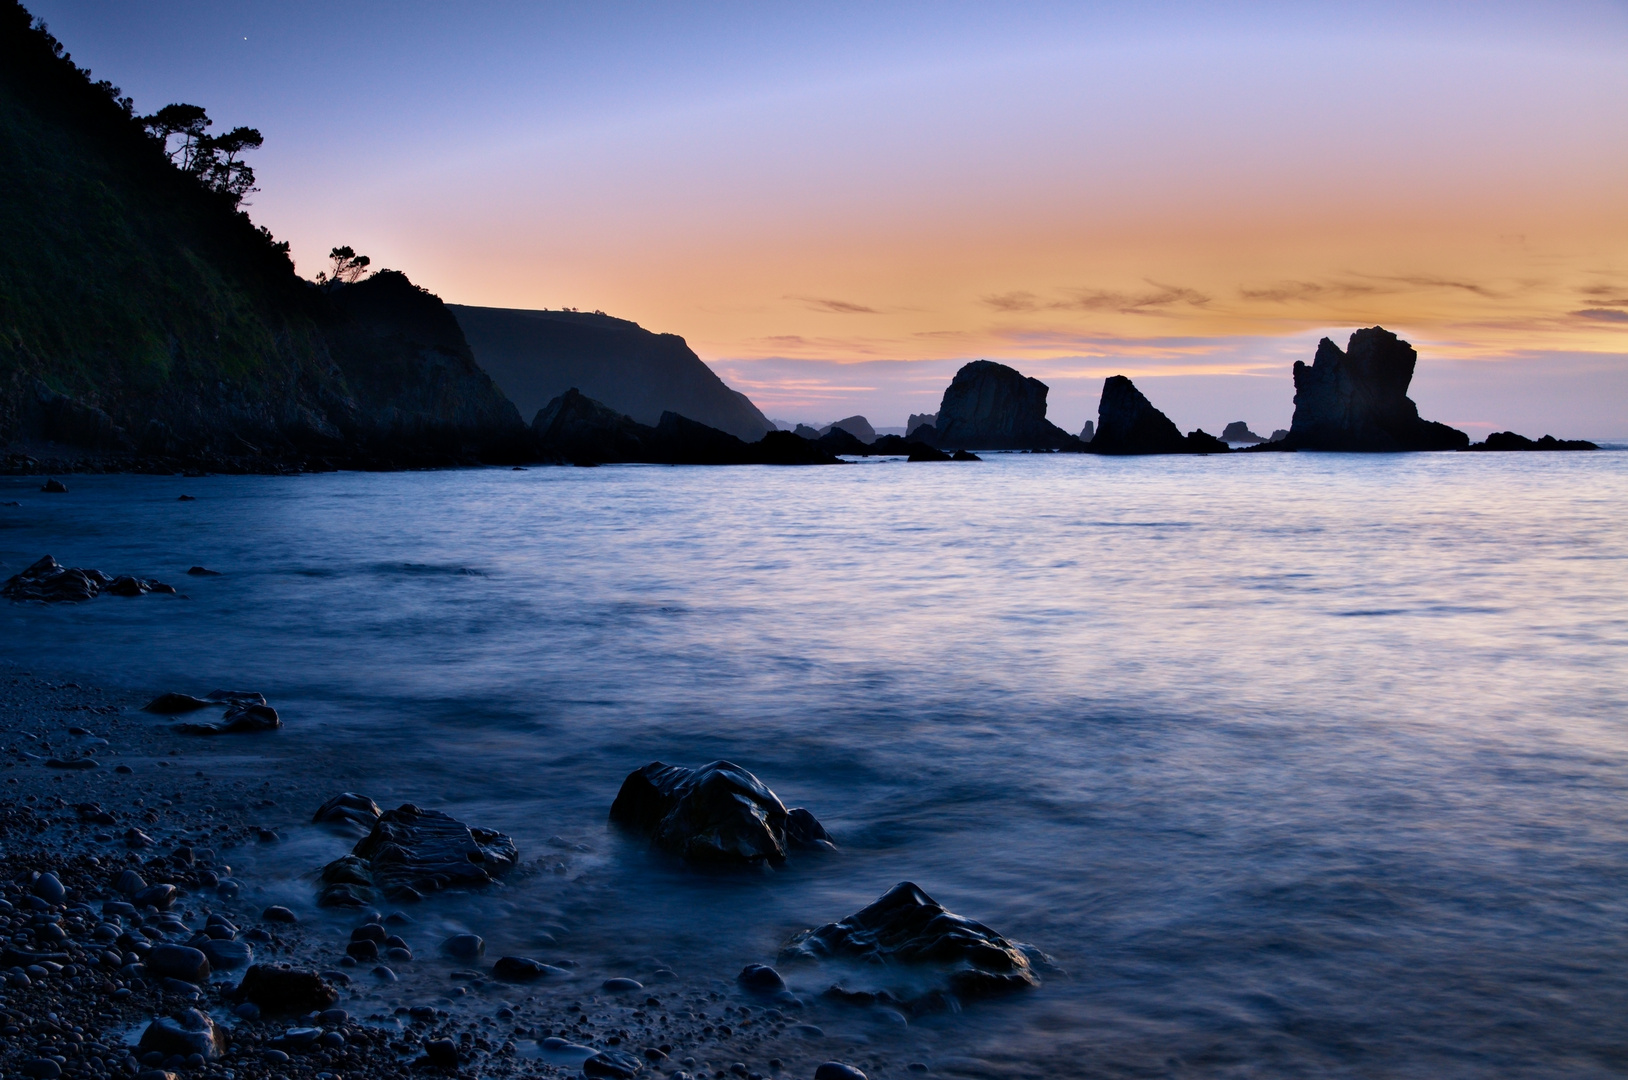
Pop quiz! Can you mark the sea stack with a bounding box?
[1286,328,1468,451]
[930,361,1076,450]
[1091,376,1226,454]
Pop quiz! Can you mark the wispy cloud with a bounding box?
[982,281,1210,316]
[1573,308,1628,323]
[786,295,881,314]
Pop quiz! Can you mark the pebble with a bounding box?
[424,1038,459,1067]
[133,884,177,910]
[350,923,387,944]
[32,871,66,904]
[113,869,147,895]
[146,944,210,983]
[372,965,397,982]
[22,1059,62,1079]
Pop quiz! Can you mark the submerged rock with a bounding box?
[1091,376,1227,455]
[317,804,518,906]
[1467,431,1598,451]
[779,881,1044,1011]
[932,361,1078,451]
[1286,327,1468,451]
[230,964,339,1014]
[609,760,834,866]
[142,693,215,715]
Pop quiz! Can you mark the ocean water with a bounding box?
[3,452,1627,1078]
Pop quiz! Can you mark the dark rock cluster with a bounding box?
[531,389,841,467]
[609,761,834,866]
[1467,431,1598,451]
[317,803,518,906]
[143,692,281,737]
[3,557,177,603]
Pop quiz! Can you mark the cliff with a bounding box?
[0,6,525,470]
[450,306,773,443]
[1091,376,1229,455]
[928,361,1078,450]
[1286,328,1468,451]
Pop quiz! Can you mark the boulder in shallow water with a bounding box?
[778,881,1044,1011]
[142,693,215,715]
[3,556,109,602]
[230,964,339,1013]
[40,479,68,493]
[175,703,281,736]
[1467,431,1598,451]
[317,804,518,905]
[609,760,834,866]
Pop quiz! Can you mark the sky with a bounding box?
[28,1,1628,436]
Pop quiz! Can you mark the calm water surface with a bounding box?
[3,453,1626,1078]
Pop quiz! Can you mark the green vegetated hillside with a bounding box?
[0,1,523,469]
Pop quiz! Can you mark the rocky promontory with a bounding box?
[531,389,841,466]
[1285,328,1468,451]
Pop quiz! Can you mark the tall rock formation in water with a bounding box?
[930,361,1076,450]
[450,307,772,443]
[1090,376,1227,454]
[1286,328,1468,451]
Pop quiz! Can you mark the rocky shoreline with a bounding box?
[0,667,996,1080]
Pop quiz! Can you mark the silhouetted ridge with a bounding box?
[531,389,837,466]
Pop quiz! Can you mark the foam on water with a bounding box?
[3,452,1627,1076]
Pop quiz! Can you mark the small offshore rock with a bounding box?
[41,479,68,493]
[814,1064,868,1080]
[175,702,281,736]
[186,566,221,576]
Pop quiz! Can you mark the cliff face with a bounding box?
[930,361,1076,450]
[450,306,773,443]
[1287,328,1468,451]
[0,6,525,469]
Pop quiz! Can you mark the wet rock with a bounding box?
[351,924,388,945]
[142,694,215,715]
[231,964,339,1014]
[441,933,485,960]
[737,964,786,995]
[262,905,298,923]
[186,566,221,576]
[931,361,1078,451]
[125,828,155,848]
[492,956,569,982]
[603,977,644,993]
[905,443,950,462]
[41,479,68,493]
[779,882,1043,1008]
[199,939,252,970]
[814,1064,867,1080]
[3,556,110,602]
[133,884,177,910]
[314,792,383,831]
[31,872,66,904]
[609,760,834,866]
[137,1010,226,1062]
[146,944,210,983]
[951,449,981,461]
[1286,327,1468,451]
[22,1059,62,1079]
[45,756,97,769]
[175,703,281,736]
[423,1038,460,1068]
[317,804,518,905]
[346,939,378,961]
[77,801,116,824]
[107,574,178,596]
[583,1048,645,1078]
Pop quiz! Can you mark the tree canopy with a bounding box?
[139,103,262,205]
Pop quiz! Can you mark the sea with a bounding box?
[3,451,1626,1078]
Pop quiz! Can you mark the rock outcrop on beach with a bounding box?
[3,556,176,602]
[531,389,840,466]
[317,803,519,906]
[1090,376,1230,455]
[450,306,773,442]
[778,881,1045,1013]
[1286,328,1468,451]
[610,760,834,866]
[1466,431,1598,451]
[928,361,1079,451]
[0,11,527,472]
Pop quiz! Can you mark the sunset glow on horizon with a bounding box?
[34,0,1628,433]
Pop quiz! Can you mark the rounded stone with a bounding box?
[602,977,643,993]
[814,1065,868,1080]
[146,944,210,983]
[22,1059,63,1079]
[262,905,298,924]
[736,964,786,995]
[32,872,66,904]
[440,933,484,960]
